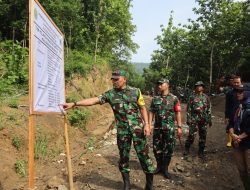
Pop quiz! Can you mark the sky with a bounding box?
[130,0,198,63]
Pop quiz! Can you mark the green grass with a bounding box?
[85,136,96,152]
[15,160,26,177]
[8,99,19,109]
[34,134,49,160]
[12,136,23,151]
[67,108,89,130]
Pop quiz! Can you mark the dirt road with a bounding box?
[0,95,245,190]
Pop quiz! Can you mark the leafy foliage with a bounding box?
[145,0,250,92]
[64,50,93,79]
[8,99,19,109]
[67,108,90,130]
[0,40,28,96]
[15,160,27,177]
[12,136,23,151]
[0,0,138,97]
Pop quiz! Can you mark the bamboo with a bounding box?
[28,115,35,189]
[64,115,74,190]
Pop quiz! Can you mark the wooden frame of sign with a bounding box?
[29,0,74,189]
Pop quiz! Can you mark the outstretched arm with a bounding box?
[62,97,100,110]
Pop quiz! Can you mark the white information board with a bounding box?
[30,0,64,114]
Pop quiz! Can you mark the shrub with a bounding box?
[85,136,96,152]
[66,95,78,103]
[12,136,23,151]
[67,108,89,130]
[64,50,93,79]
[15,160,26,177]
[7,114,16,121]
[8,99,19,109]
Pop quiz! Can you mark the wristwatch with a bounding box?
[73,101,77,107]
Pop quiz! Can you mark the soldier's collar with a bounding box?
[114,85,128,92]
[161,93,170,97]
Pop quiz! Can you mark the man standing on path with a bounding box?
[229,86,250,190]
[183,81,212,159]
[62,70,155,190]
[225,75,242,147]
[148,78,182,179]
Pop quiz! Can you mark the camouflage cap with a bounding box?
[195,81,205,87]
[158,78,169,84]
[111,70,127,79]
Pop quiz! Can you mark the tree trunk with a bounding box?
[209,42,215,94]
[185,66,190,89]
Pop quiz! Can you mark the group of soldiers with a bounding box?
[62,70,219,190]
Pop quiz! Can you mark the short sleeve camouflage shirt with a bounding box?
[150,93,181,129]
[98,86,145,134]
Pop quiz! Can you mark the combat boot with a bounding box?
[198,147,205,159]
[162,156,171,179]
[183,146,190,156]
[241,175,250,190]
[145,173,154,190]
[154,157,162,174]
[121,172,130,190]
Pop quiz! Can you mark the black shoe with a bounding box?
[198,148,206,161]
[183,150,189,156]
[145,173,154,190]
[162,170,171,179]
[183,147,190,156]
[121,172,130,190]
[161,156,171,179]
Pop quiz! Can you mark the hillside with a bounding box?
[132,62,150,74]
[0,64,115,190]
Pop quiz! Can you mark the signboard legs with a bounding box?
[28,114,35,189]
[64,115,74,190]
[28,114,74,189]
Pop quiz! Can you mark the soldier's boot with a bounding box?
[145,173,154,190]
[121,172,130,190]
[154,158,162,174]
[183,145,190,156]
[241,175,250,190]
[162,156,171,179]
[226,133,232,147]
[198,147,205,159]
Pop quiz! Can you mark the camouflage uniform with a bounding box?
[149,93,181,173]
[98,86,155,174]
[185,93,212,153]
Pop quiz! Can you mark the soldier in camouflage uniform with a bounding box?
[183,81,212,158]
[62,70,155,190]
[148,78,182,179]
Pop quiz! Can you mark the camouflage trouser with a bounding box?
[153,127,176,161]
[185,123,207,150]
[117,130,155,174]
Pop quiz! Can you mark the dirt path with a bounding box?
[0,95,246,190]
[71,96,245,190]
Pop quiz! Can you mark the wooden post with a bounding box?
[28,114,35,189]
[64,115,74,190]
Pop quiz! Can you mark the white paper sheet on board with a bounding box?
[31,0,65,113]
